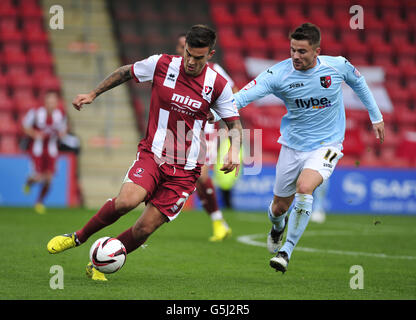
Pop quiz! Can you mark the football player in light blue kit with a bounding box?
[233,23,385,273]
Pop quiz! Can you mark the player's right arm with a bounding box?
[72,65,133,110]
[208,68,277,123]
[233,66,277,110]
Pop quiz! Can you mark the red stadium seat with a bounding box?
[17,0,43,19]
[0,134,20,154]
[0,89,14,113]
[241,27,268,53]
[1,42,27,65]
[259,3,286,29]
[217,26,243,51]
[210,3,235,27]
[222,51,245,74]
[22,19,48,44]
[27,44,54,67]
[33,74,61,92]
[342,119,365,158]
[396,130,416,166]
[0,113,19,136]
[234,4,261,27]
[0,16,22,43]
[12,88,39,114]
[7,72,33,90]
[394,105,416,127]
[387,84,411,106]
[0,0,17,18]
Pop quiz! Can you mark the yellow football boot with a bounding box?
[86,262,108,281]
[34,203,46,214]
[209,220,232,242]
[47,233,79,254]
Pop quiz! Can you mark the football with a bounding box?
[89,237,127,274]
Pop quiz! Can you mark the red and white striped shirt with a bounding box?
[131,54,239,171]
[22,106,67,158]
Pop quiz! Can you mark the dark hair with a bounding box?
[290,23,321,48]
[185,24,216,50]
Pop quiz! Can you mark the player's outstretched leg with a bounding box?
[47,183,147,255]
[270,193,313,273]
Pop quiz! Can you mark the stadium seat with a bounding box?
[217,26,243,51]
[229,72,249,89]
[259,3,286,29]
[0,16,22,43]
[396,130,416,166]
[13,88,39,114]
[0,134,20,154]
[222,51,246,74]
[241,27,269,53]
[342,119,365,158]
[17,0,44,20]
[383,64,402,86]
[320,40,344,57]
[234,3,261,27]
[7,71,33,90]
[379,145,409,168]
[22,19,49,44]
[0,113,19,136]
[1,42,27,66]
[0,0,17,18]
[27,44,54,67]
[210,3,235,27]
[387,84,411,107]
[359,147,384,168]
[33,74,61,92]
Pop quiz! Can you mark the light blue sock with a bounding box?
[267,201,287,233]
[280,193,313,259]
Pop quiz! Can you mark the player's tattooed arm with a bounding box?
[72,65,133,110]
[92,65,133,98]
[221,119,243,176]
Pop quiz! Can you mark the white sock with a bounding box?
[210,210,223,221]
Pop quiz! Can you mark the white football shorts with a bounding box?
[273,143,343,197]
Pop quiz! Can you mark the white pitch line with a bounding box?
[237,234,416,261]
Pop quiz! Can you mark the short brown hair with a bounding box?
[290,23,321,48]
[185,24,216,50]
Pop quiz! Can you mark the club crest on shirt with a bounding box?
[133,167,145,178]
[320,76,332,88]
[204,86,213,95]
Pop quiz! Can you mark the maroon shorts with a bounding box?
[31,153,57,175]
[126,148,200,221]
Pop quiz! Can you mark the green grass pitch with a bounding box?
[0,207,415,300]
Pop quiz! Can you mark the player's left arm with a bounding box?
[343,58,385,143]
[221,118,242,176]
[72,65,133,110]
[212,82,243,176]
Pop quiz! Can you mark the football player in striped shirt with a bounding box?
[47,25,242,281]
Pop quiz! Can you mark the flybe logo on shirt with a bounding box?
[295,97,332,109]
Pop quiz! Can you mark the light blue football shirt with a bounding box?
[233,55,383,151]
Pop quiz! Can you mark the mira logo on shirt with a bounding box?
[295,97,332,109]
[171,93,202,110]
